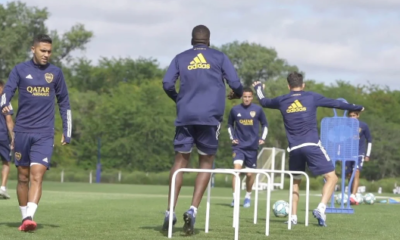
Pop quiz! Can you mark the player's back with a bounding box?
[173,45,232,126]
[276,91,321,148]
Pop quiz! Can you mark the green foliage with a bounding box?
[2,1,400,180]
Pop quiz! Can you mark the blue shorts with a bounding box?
[14,132,54,169]
[289,145,334,176]
[345,155,364,174]
[0,140,11,162]
[232,148,258,168]
[173,125,221,155]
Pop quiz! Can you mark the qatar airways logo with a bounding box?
[27,86,50,97]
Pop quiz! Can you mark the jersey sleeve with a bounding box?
[221,54,243,97]
[1,67,20,110]
[55,70,72,143]
[259,109,268,140]
[253,84,280,109]
[227,108,236,140]
[162,56,179,102]
[313,93,363,111]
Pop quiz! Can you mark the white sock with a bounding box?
[350,194,356,198]
[190,206,197,217]
[20,206,28,220]
[245,191,252,199]
[0,186,6,191]
[317,203,326,214]
[291,215,298,221]
[27,202,38,219]
[232,193,236,199]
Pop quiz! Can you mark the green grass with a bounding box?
[0,181,399,240]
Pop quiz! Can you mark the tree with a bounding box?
[0,1,93,80]
[213,41,299,86]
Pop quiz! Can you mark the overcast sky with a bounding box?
[2,0,399,89]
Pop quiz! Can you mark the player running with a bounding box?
[1,34,72,232]
[227,87,268,208]
[162,25,243,235]
[252,72,364,227]
[346,110,372,205]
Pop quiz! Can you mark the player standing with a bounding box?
[227,87,268,208]
[0,80,14,199]
[0,34,72,231]
[346,110,372,204]
[252,72,364,227]
[162,25,243,235]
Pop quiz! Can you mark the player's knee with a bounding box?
[325,171,338,183]
[17,173,29,184]
[246,172,253,178]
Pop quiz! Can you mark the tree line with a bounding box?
[1,1,399,180]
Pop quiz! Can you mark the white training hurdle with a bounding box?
[168,168,309,239]
[253,170,310,229]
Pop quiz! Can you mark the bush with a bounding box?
[3,166,399,194]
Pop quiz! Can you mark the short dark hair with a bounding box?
[33,34,52,45]
[191,25,210,45]
[287,72,303,88]
[0,80,4,87]
[243,87,253,94]
[348,110,360,115]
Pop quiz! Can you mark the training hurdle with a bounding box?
[229,169,272,236]
[253,170,310,229]
[168,168,241,240]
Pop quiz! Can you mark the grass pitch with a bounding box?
[0,181,398,240]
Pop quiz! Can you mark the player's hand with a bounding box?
[10,138,14,150]
[232,139,239,145]
[259,139,265,145]
[61,134,68,145]
[227,90,241,100]
[252,81,265,89]
[365,157,370,162]
[1,105,11,114]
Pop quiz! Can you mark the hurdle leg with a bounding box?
[254,173,260,224]
[265,173,271,236]
[205,174,212,233]
[287,174,293,230]
[168,170,180,238]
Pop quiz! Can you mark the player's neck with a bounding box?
[290,87,303,91]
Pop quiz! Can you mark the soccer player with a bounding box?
[162,25,243,235]
[0,34,72,231]
[346,110,372,205]
[252,72,364,227]
[227,87,268,208]
[0,80,14,199]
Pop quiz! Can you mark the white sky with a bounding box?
[3,0,399,89]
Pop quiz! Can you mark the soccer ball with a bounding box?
[356,193,364,204]
[273,200,289,217]
[364,193,375,205]
[336,193,348,204]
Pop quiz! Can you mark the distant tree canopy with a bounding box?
[1,1,399,180]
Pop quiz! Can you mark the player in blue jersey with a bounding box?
[0,80,14,199]
[252,72,364,227]
[162,25,243,235]
[227,87,268,208]
[1,34,72,232]
[346,110,372,205]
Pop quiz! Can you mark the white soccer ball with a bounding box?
[273,200,289,218]
[336,193,348,204]
[356,193,364,204]
[364,193,375,205]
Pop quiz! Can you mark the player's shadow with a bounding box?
[215,203,235,208]
[0,222,60,230]
[140,225,202,237]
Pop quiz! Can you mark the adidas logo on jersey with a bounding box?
[188,53,210,70]
[287,100,307,113]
